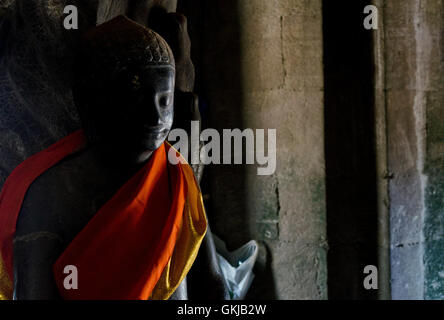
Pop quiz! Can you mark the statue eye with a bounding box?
[159,95,171,107]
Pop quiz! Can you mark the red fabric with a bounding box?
[0,130,86,280]
[0,130,187,300]
[53,143,186,300]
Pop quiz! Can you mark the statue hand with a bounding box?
[173,91,204,181]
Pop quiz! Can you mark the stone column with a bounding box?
[186,0,327,299]
[373,0,391,300]
[380,0,444,300]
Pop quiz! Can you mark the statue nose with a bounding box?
[143,103,162,126]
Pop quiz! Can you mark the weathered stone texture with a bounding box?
[384,0,444,300]
[185,0,326,299]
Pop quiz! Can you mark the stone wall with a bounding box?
[181,0,327,299]
[6,0,443,300]
[378,0,444,300]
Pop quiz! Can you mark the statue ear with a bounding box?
[72,97,96,144]
[72,80,105,145]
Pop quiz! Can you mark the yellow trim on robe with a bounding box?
[150,165,207,300]
[0,254,13,300]
[0,143,207,300]
[150,161,207,300]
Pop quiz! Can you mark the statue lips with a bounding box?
[135,126,170,151]
[143,127,169,138]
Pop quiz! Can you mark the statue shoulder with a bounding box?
[15,147,113,237]
[16,149,97,236]
[15,160,74,238]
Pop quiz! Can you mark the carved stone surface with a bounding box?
[13,17,177,299]
[1,2,227,300]
[0,0,181,191]
[0,0,97,190]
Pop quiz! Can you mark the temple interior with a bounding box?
[0,0,443,300]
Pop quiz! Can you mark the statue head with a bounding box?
[73,15,175,163]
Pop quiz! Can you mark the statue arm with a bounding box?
[13,233,64,300]
[13,178,65,300]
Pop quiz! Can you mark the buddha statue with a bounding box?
[6,15,228,300]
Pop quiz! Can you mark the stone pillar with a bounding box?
[416,0,444,300]
[185,0,327,299]
[380,0,444,300]
[242,0,327,300]
[373,0,391,300]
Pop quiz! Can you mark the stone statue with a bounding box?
[10,12,228,300]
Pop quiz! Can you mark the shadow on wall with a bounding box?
[178,0,277,299]
[323,0,379,300]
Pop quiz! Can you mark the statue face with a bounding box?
[119,65,175,163]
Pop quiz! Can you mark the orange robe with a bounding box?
[0,130,206,300]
